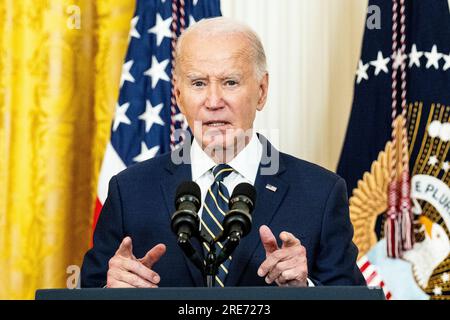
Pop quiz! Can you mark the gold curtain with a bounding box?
[0,0,135,299]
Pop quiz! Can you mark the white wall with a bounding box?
[221,0,368,171]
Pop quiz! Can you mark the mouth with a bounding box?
[203,120,232,128]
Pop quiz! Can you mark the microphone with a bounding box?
[222,182,256,239]
[216,183,256,264]
[171,181,204,272]
[171,181,201,240]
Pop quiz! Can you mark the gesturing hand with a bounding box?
[106,237,166,288]
[257,225,308,287]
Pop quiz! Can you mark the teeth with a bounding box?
[207,122,227,126]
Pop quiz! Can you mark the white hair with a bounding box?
[175,17,267,79]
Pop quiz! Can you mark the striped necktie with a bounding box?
[200,163,234,287]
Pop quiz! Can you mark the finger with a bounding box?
[280,231,301,248]
[115,270,157,288]
[259,225,279,255]
[277,266,307,286]
[139,244,167,269]
[257,249,289,278]
[265,258,299,284]
[120,257,161,284]
[107,279,136,288]
[115,237,134,258]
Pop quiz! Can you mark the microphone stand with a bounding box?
[177,231,242,287]
[204,239,218,287]
[200,231,242,288]
[215,231,241,266]
[176,232,205,272]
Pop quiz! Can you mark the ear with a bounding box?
[173,74,185,114]
[256,72,269,111]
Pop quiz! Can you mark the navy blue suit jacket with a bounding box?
[81,138,365,287]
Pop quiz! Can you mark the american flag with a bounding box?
[93,0,222,231]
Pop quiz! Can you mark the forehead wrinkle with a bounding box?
[177,34,255,74]
[179,51,253,80]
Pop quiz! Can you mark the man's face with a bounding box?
[174,33,268,152]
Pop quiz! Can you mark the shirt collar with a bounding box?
[190,137,217,181]
[190,132,262,182]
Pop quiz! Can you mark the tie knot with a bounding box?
[212,164,233,182]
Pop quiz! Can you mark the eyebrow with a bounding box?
[221,73,242,79]
[186,73,243,80]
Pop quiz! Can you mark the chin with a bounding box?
[201,133,229,151]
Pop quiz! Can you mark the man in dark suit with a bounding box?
[81,17,365,288]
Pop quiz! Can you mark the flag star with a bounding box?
[138,101,165,132]
[408,44,423,68]
[443,53,450,71]
[442,162,450,172]
[173,112,189,130]
[428,155,439,166]
[442,272,450,283]
[370,51,390,76]
[129,16,140,39]
[193,0,199,5]
[356,60,369,84]
[172,112,184,122]
[148,14,172,46]
[189,15,197,26]
[433,286,442,296]
[182,119,189,131]
[120,60,135,88]
[113,102,132,131]
[392,49,407,70]
[425,45,443,69]
[144,56,170,88]
[171,114,189,145]
[133,142,160,162]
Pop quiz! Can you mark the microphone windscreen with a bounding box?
[175,181,201,202]
[231,182,257,204]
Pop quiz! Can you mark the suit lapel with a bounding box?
[160,147,205,287]
[225,137,289,286]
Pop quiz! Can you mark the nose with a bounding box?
[205,82,224,110]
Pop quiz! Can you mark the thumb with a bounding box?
[140,244,167,269]
[280,231,301,248]
[259,225,279,255]
[115,236,134,258]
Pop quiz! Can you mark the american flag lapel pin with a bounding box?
[265,184,277,192]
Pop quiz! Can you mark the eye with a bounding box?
[192,80,206,87]
[224,79,239,88]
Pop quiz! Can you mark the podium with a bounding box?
[35,286,384,300]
